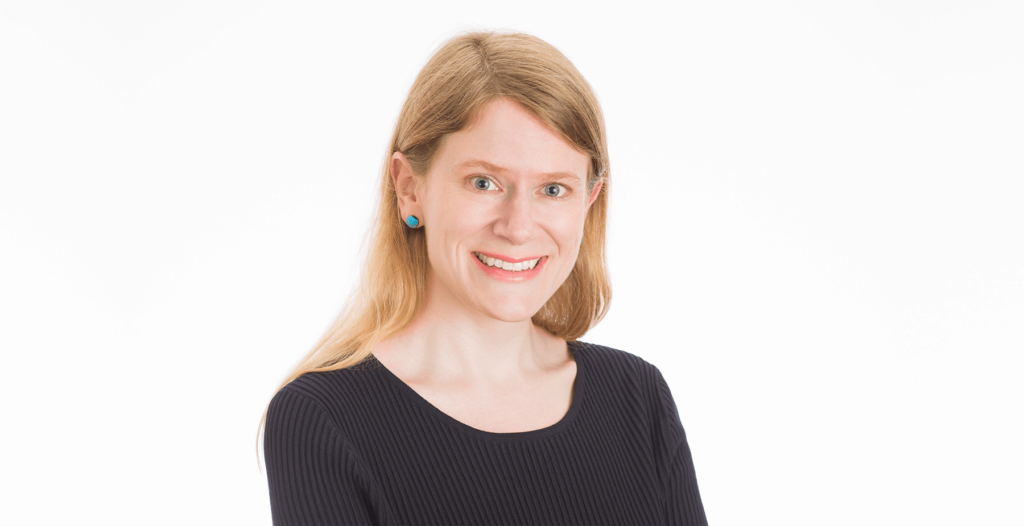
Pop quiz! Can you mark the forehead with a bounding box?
[434,99,590,182]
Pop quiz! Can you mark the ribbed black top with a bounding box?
[264,341,707,525]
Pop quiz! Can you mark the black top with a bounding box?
[264,341,707,525]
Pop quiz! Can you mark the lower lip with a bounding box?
[473,254,547,282]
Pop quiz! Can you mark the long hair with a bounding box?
[257,30,611,462]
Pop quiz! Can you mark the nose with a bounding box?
[492,189,536,245]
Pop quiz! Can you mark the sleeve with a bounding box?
[652,366,708,526]
[264,387,390,525]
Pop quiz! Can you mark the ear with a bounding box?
[391,151,422,222]
[584,180,603,214]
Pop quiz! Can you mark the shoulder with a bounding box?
[571,340,680,421]
[266,358,386,432]
[571,340,668,389]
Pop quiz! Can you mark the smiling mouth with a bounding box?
[473,252,544,272]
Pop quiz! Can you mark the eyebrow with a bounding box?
[455,159,583,184]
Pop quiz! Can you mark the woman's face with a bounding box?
[397,98,602,323]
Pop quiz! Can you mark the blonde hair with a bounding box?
[257,30,611,461]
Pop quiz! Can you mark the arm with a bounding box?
[264,388,389,525]
[652,367,708,525]
[665,432,708,525]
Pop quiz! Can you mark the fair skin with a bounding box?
[372,98,603,433]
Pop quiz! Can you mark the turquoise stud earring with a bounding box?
[405,215,420,228]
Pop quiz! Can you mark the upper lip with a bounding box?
[473,251,545,263]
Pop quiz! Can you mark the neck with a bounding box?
[372,274,568,390]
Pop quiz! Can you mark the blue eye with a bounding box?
[544,184,566,198]
[471,177,496,191]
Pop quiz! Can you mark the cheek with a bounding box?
[425,195,492,253]
[548,205,588,248]
[443,204,491,236]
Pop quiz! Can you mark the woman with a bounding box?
[260,31,707,525]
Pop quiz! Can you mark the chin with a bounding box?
[479,299,543,323]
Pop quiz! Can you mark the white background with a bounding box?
[1,2,1021,525]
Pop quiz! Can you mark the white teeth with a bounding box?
[474,253,542,272]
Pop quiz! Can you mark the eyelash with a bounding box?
[469,176,570,200]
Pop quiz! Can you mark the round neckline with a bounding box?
[369,340,585,442]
